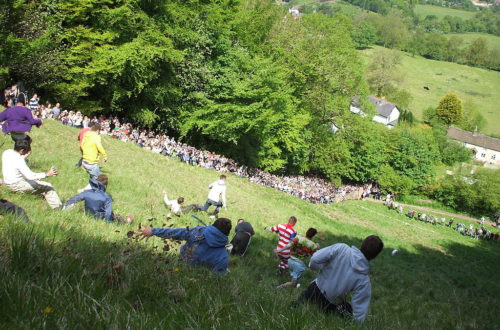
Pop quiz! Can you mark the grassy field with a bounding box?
[361,46,500,136]
[0,121,498,328]
[447,32,500,52]
[414,4,477,20]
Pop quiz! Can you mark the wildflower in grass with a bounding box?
[43,307,53,314]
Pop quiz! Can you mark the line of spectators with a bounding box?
[28,100,368,204]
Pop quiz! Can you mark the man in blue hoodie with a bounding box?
[293,235,383,323]
[137,218,232,275]
[63,174,131,223]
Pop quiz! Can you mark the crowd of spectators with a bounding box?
[21,94,369,204]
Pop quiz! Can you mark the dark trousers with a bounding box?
[296,281,353,317]
[0,199,29,222]
[10,131,28,143]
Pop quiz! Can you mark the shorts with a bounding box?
[288,258,306,281]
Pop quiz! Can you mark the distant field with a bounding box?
[361,46,500,136]
[447,32,500,52]
[415,4,477,20]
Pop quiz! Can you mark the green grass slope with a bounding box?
[447,32,500,53]
[0,121,498,328]
[415,4,477,20]
[361,46,500,136]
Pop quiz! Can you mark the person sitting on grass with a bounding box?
[163,191,201,218]
[63,174,132,223]
[276,227,319,289]
[2,137,62,209]
[137,218,232,275]
[230,219,255,256]
[293,235,384,324]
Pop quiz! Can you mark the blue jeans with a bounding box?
[82,161,101,179]
[200,199,223,213]
[288,258,307,281]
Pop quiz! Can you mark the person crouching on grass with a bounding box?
[137,218,232,275]
[163,191,201,219]
[276,227,319,289]
[293,235,384,323]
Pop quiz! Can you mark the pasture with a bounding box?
[414,4,477,20]
[361,46,500,136]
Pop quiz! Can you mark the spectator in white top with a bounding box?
[1,137,62,209]
[200,175,227,215]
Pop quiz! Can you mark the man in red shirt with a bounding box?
[268,216,297,272]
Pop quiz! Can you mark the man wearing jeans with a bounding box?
[200,175,227,215]
[81,123,108,180]
[276,227,319,288]
[2,138,61,209]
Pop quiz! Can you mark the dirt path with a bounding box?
[366,198,496,227]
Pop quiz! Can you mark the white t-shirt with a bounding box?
[2,149,46,184]
[207,180,227,206]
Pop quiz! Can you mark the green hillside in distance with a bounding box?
[447,32,500,53]
[415,4,477,20]
[361,46,500,136]
[0,121,498,328]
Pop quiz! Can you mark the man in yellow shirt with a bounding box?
[81,123,108,180]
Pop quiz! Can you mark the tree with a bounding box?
[351,21,376,49]
[367,49,403,97]
[435,93,463,125]
[464,37,490,67]
[459,99,485,132]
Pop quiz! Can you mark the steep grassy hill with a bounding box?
[414,4,477,20]
[0,121,498,328]
[361,46,500,136]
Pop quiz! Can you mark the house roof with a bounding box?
[369,96,397,118]
[447,126,500,152]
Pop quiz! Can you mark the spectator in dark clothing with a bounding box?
[0,199,29,222]
[0,101,42,142]
[230,219,255,256]
[63,174,131,223]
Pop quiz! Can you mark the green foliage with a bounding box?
[435,93,463,125]
[376,164,416,196]
[367,48,403,97]
[351,21,376,49]
[433,166,500,216]
[387,128,439,187]
[459,100,485,132]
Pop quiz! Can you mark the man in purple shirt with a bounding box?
[0,101,42,142]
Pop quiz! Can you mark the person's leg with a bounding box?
[10,132,27,143]
[214,201,223,213]
[278,252,290,270]
[30,180,62,209]
[277,259,305,288]
[199,199,212,212]
[0,199,29,222]
[82,161,101,180]
[294,280,336,312]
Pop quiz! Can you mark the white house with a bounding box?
[350,96,400,128]
[447,126,500,168]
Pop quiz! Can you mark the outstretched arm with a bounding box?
[151,227,192,241]
[63,192,87,208]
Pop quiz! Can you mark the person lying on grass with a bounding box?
[275,227,319,289]
[137,218,232,275]
[163,191,201,219]
[63,174,132,223]
[293,235,384,323]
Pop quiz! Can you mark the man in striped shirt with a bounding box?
[268,216,297,271]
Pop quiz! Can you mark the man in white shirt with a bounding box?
[2,138,61,209]
[200,175,227,215]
